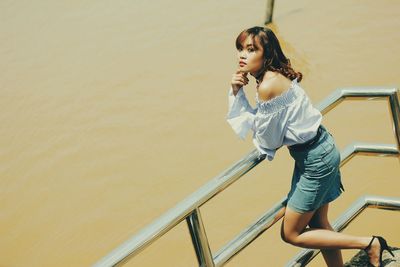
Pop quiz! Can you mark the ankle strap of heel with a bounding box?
[364,235,377,252]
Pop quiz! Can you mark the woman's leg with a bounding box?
[280,204,381,266]
[307,203,343,267]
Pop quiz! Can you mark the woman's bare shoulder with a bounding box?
[257,74,291,102]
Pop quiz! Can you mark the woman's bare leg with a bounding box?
[307,203,343,267]
[281,203,382,266]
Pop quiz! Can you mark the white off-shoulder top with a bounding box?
[226,78,322,161]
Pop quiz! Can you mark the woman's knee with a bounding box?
[280,228,295,244]
[281,206,316,244]
[281,231,301,245]
[280,220,299,244]
[280,220,290,243]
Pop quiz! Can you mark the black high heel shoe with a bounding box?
[363,235,395,266]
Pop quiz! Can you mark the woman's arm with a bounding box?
[226,85,290,161]
[226,85,258,140]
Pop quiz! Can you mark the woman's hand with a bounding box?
[231,69,249,96]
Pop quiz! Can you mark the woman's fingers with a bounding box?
[232,73,249,83]
[231,71,249,92]
[234,78,247,86]
[239,76,249,84]
[239,73,249,83]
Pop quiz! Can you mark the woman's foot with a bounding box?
[364,236,381,267]
[364,238,394,267]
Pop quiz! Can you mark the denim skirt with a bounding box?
[285,124,345,214]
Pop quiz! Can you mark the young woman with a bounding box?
[226,26,395,267]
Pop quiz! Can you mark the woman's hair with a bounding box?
[235,26,303,83]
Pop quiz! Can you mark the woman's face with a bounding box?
[237,35,264,76]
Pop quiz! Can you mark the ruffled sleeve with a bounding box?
[225,77,321,162]
[251,109,289,161]
[226,86,257,140]
[225,85,289,161]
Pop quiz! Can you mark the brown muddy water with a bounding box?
[1,0,399,266]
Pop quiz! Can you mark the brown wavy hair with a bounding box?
[235,26,303,84]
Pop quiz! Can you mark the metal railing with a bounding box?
[265,0,275,24]
[286,195,400,267]
[93,86,399,267]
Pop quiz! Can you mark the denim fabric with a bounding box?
[285,124,345,214]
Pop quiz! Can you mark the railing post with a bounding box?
[265,0,275,24]
[285,195,400,266]
[93,87,399,267]
[186,208,215,267]
[388,88,400,151]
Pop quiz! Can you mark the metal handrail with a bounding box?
[285,195,400,267]
[212,146,399,267]
[93,86,399,267]
[93,149,263,267]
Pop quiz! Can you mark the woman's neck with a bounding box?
[252,69,265,85]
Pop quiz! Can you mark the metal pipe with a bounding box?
[93,150,263,266]
[340,143,399,166]
[93,87,399,267]
[214,197,286,267]
[213,143,399,267]
[265,0,275,24]
[315,87,398,115]
[388,88,400,150]
[285,195,400,267]
[186,208,215,267]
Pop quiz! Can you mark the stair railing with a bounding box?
[285,195,400,267]
[93,86,399,267]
